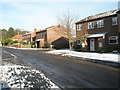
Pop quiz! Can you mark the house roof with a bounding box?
[45,25,64,30]
[35,25,65,34]
[76,9,118,24]
[12,34,22,39]
[52,37,68,43]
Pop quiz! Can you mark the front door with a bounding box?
[90,38,95,51]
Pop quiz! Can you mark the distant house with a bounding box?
[22,33,31,44]
[31,29,37,42]
[76,9,119,52]
[35,30,47,48]
[35,25,69,49]
[12,34,22,48]
[12,34,22,42]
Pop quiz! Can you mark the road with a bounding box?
[1,47,119,88]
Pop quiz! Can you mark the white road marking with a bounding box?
[4,50,17,58]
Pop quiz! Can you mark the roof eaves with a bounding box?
[76,9,118,24]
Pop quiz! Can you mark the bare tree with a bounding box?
[57,11,78,50]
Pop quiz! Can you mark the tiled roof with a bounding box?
[13,35,22,39]
[76,9,118,24]
[45,25,63,30]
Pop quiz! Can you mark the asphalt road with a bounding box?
[1,47,119,88]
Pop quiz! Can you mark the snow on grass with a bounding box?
[46,50,120,63]
[0,64,60,89]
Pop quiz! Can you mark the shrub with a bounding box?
[76,45,82,52]
[31,41,36,45]
[2,39,14,45]
[41,45,48,48]
[23,42,28,45]
[13,40,18,43]
[31,41,36,48]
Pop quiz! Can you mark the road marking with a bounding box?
[4,50,17,58]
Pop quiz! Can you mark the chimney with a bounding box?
[58,24,60,28]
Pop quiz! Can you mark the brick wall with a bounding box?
[76,14,119,52]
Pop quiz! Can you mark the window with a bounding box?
[88,22,94,29]
[112,17,117,26]
[77,24,82,31]
[109,36,118,44]
[27,35,30,38]
[97,20,104,28]
[77,39,81,45]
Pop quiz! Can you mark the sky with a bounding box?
[0,0,119,32]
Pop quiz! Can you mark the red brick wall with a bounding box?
[46,25,67,47]
[76,15,118,39]
[76,15,119,52]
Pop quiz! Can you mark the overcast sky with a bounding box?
[0,0,119,32]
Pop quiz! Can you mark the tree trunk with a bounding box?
[69,40,72,51]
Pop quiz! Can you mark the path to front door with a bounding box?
[90,38,95,51]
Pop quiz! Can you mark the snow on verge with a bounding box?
[46,50,120,63]
[0,64,60,89]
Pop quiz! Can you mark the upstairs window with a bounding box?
[97,20,104,28]
[77,24,82,31]
[112,17,117,26]
[88,22,94,29]
[109,36,118,44]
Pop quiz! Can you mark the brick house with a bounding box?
[35,30,47,48]
[22,33,31,45]
[76,9,119,52]
[31,29,38,42]
[35,25,69,49]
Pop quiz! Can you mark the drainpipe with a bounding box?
[118,2,120,53]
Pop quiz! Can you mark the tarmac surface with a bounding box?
[1,47,119,89]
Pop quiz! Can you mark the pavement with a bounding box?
[1,46,119,89]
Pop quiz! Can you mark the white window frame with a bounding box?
[77,39,81,45]
[109,36,118,44]
[97,20,104,28]
[88,22,94,29]
[112,17,117,26]
[77,24,82,31]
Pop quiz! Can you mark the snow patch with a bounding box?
[0,64,60,89]
[46,50,120,63]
